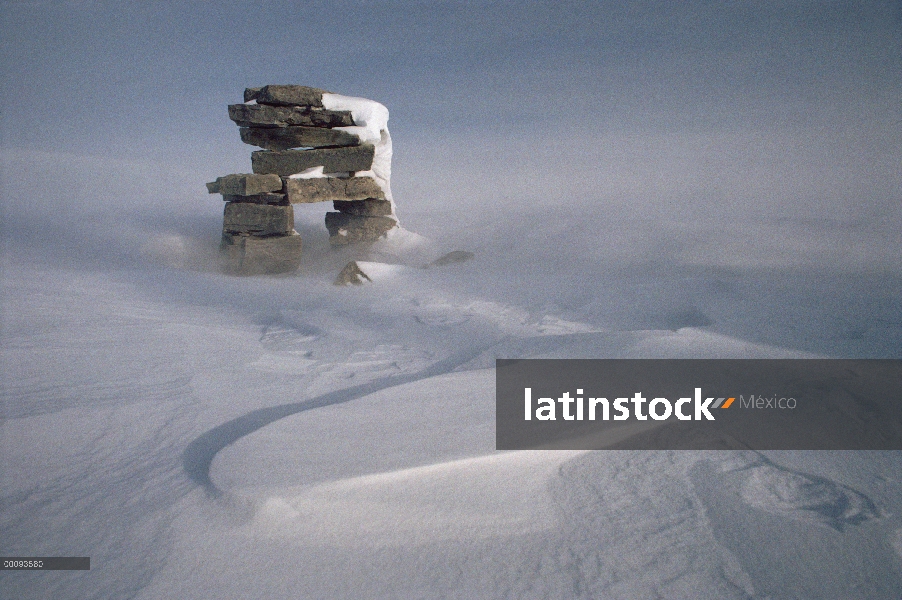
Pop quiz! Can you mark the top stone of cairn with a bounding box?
[244,85,330,108]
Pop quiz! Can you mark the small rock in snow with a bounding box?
[429,250,475,267]
[334,261,372,286]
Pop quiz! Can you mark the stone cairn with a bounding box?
[206,85,398,275]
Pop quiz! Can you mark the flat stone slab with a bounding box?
[284,176,385,203]
[333,199,393,216]
[229,104,353,128]
[246,85,329,107]
[220,231,302,275]
[223,202,294,236]
[239,126,360,150]
[325,212,397,245]
[222,192,287,205]
[252,145,375,176]
[207,173,283,196]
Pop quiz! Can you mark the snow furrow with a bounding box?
[182,340,504,496]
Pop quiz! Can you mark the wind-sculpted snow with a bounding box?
[3,149,902,597]
[2,1,901,593]
[738,459,880,530]
[692,452,901,598]
[182,342,500,496]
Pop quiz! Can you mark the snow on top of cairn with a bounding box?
[321,93,388,145]
[323,93,394,206]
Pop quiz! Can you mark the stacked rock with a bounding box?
[207,84,398,275]
[206,173,301,275]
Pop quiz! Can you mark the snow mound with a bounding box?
[251,450,585,547]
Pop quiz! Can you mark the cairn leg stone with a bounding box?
[220,232,302,275]
[325,212,397,245]
[223,202,294,236]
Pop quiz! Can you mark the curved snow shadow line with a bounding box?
[182,344,497,497]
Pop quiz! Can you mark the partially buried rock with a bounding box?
[334,261,372,286]
[325,212,397,245]
[220,232,302,276]
[429,250,475,267]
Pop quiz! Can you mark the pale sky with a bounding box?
[1,1,900,226]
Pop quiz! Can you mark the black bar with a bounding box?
[1,557,90,570]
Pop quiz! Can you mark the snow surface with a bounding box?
[1,148,902,599]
